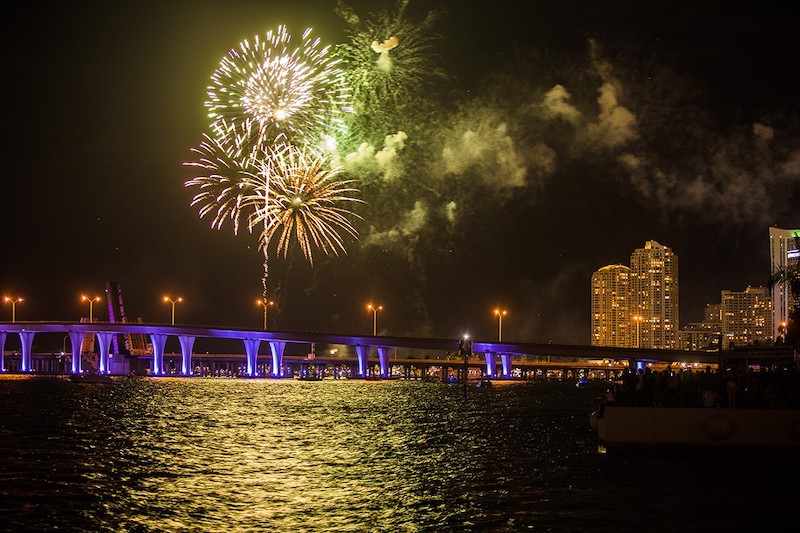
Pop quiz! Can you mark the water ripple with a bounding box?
[1,376,797,532]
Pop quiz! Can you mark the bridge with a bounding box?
[0,320,734,379]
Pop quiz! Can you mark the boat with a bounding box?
[590,405,800,456]
[69,373,114,384]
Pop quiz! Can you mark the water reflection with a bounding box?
[1,376,797,532]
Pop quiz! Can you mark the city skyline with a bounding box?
[2,1,799,345]
[591,240,781,352]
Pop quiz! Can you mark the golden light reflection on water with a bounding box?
[117,379,474,531]
[0,376,613,531]
[2,375,798,531]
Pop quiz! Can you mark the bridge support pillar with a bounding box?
[18,331,35,373]
[179,335,197,376]
[267,340,286,377]
[377,347,390,378]
[355,345,370,377]
[484,351,497,378]
[150,333,168,375]
[68,331,84,374]
[97,332,115,374]
[501,354,512,378]
[0,332,5,372]
[243,338,260,377]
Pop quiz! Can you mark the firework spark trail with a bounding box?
[184,136,362,298]
[183,133,275,300]
[253,144,363,266]
[187,24,360,307]
[185,7,446,329]
[184,133,266,235]
[206,25,350,159]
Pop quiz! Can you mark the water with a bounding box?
[0,375,796,532]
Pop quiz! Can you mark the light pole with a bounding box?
[367,303,382,336]
[461,334,472,399]
[494,308,507,342]
[163,296,183,325]
[81,295,101,322]
[633,315,643,348]
[257,298,274,330]
[3,296,23,322]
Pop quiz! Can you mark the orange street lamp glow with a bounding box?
[257,298,275,331]
[81,295,101,322]
[163,296,183,325]
[632,315,643,348]
[494,308,508,342]
[3,296,23,322]
[367,303,383,336]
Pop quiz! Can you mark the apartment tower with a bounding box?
[591,265,633,347]
[720,286,772,349]
[629,241,679,349]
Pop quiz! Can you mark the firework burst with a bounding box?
[335,0,446,114]
[183,133,264,236]
[206,25,350,158]
[184,137,361,277]
[254,144,363,266]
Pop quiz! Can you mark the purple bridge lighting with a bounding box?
[0,321,725,379]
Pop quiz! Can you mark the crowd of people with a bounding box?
[603,363,800,409]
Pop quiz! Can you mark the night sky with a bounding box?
[2,0,799,348]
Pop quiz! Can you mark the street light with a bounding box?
[367,303,383,336]
[257,298,274,330]
[494,308,507,342]
[163,296,183,325]
[461,334,472,399]
[81,295,101,322]
[633,315,643,348]
[3,296,23,322]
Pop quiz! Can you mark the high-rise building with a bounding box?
[678,322,720,351]
[720,286,772,349]
[591,241,679,349]
[591,265,633,347]
[769,227,800,340]
[630,241,679,349]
